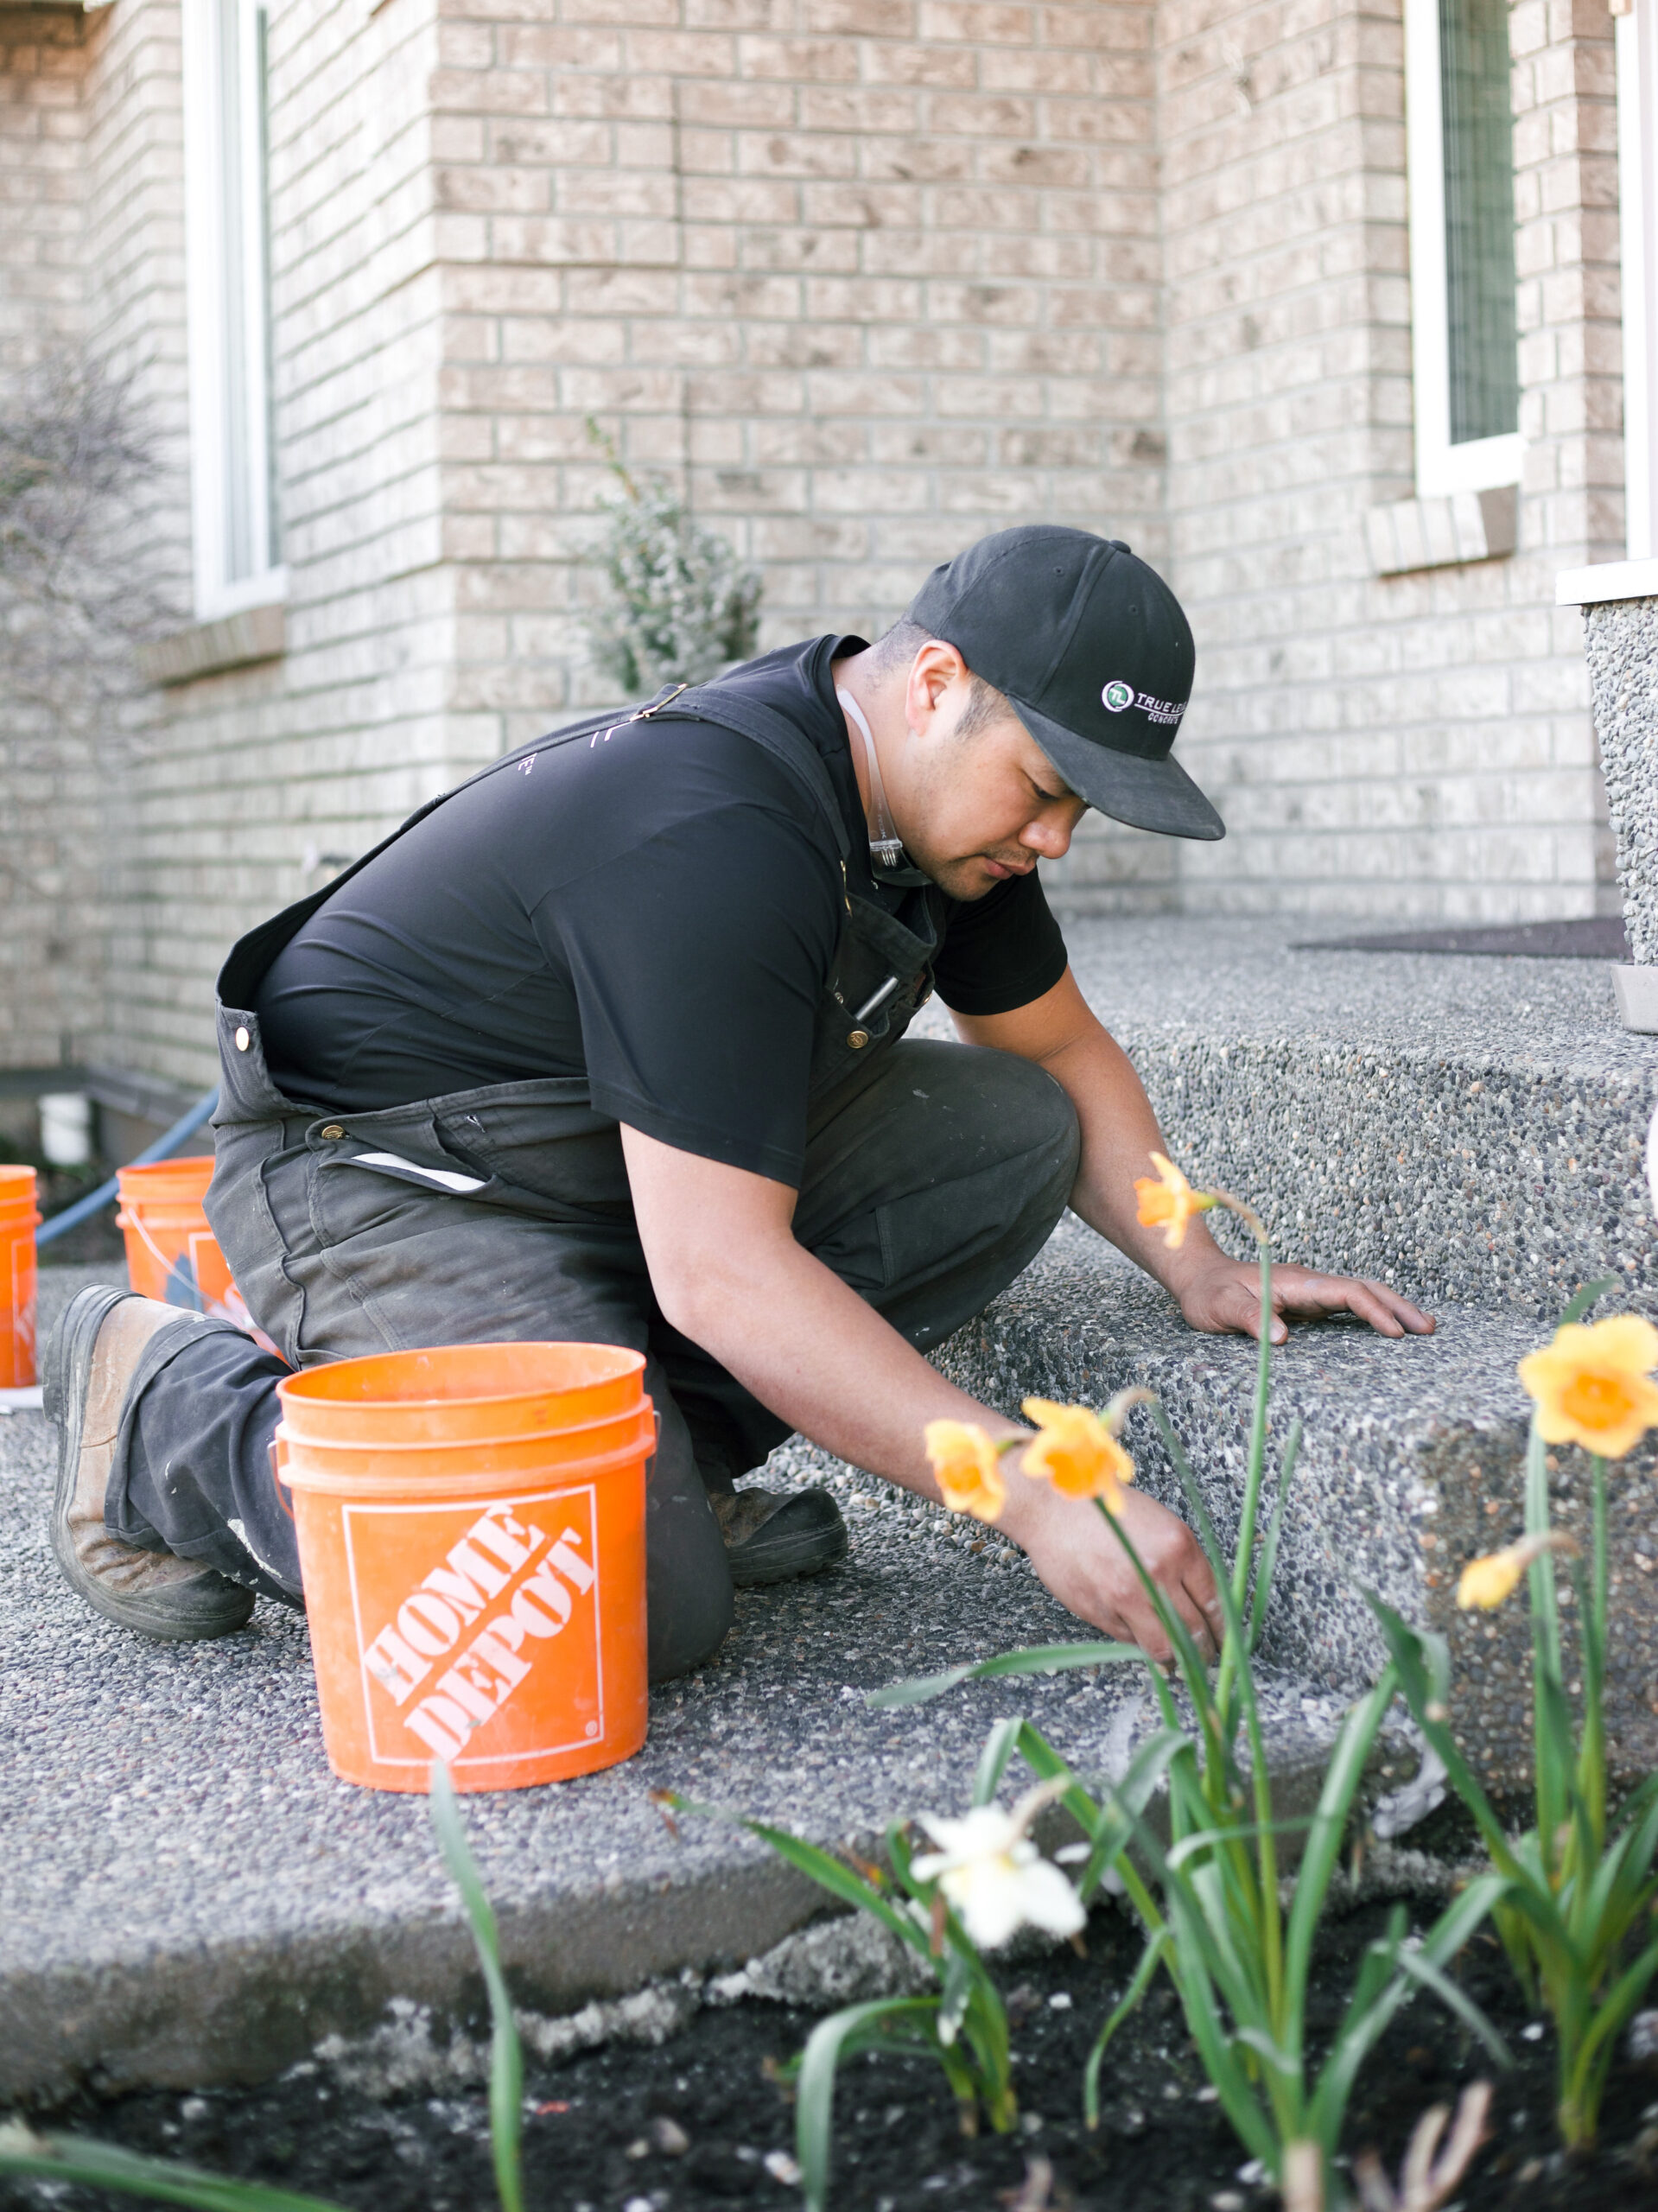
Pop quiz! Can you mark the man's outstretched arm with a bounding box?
[619,1123,1224,1662]
[951,967,1433,1345]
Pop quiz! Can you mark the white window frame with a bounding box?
[1403,0,1526,498]
[1617,0,1658,560]
[181,0,284,622]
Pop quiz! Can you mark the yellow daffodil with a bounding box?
[1457,1530,1579,1611]
[1134,1152,1217,1251]
[1456,1545,1530,1611]
[924,1419,1006,1522]
[1020,1397,1136,1510]
[1517,1313,1658,1461]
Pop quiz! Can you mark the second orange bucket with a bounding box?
[116,1156,254,1327]
[0,1166,40,1388]
[276,1342,652,1793]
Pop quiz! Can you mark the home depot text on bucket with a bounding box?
[361,1501,597,1759]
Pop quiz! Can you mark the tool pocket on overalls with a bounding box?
[430,1077,633,1217]
[306,1109,486,1251]
[809,893,939,1109]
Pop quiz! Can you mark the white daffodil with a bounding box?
[911,1796,1086,1952]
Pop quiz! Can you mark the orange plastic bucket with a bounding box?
[116,1156,256,1330]
[0,1166,40,1388]
[276,1342,652,1793]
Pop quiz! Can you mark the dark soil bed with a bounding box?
[9,1899,1658,2212]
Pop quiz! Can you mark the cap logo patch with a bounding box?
[1101,680,1187,728]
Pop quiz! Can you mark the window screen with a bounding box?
[1439,0,1520,445]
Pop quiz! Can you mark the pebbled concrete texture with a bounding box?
[10,913,1658,2106]
[942,1220,1658,1792]
[1584,597,1658,965]
[2,1270,1357,2105]
[917,916,1658,1321]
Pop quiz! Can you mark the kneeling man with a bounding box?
[47,526,1430,1680]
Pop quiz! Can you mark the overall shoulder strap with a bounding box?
[466,682,848,860]
[667,683,851,862]
[218,683,853,1007]
[217,694,683,1007]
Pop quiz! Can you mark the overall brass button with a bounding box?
[847,1029,869,1050]
[233,1026,251,1052]
[320,1123,346,1141]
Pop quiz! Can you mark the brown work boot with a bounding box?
[43,1286,256,1640]
[711,1484,848,1589]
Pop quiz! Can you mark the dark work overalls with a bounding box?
[105,683,1082,1680]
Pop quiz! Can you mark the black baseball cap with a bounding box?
[906,524,1223,841]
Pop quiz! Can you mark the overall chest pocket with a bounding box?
[808,901,937,1107]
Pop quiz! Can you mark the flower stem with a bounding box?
[1579,1454,1608,1851]
[1216,1230,1274,1727]
[1524,1417,1566,1867]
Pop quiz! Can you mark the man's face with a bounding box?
[887,658,1089,902]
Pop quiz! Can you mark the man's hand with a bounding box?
[954,973,1438,1351]
[1000,1470,1223,1662]
[618,1122,1217,1663]
[1173,1254,1435,1346]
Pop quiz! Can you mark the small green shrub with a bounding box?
[582,423,760,695]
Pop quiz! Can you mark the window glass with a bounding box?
[185,0,282,614]
[1439,0,1521,446]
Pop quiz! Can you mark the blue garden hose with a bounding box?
[35,1088,219,1249]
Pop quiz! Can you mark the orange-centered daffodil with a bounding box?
[924,1419,1006,1522]
[1020,1397,1136,1510]
[1517,1313,1658,1461]
[1133,1152,1217,1251]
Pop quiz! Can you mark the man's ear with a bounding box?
[904,638,969,734]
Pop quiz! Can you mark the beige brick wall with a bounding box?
[1162,0,1620,921]
[78,0,193,1084]
[1511,0,1623,560]
[4,0,1636,1092]
[0,3,86,372]
[98,0,462,1090]
[0,4,99,1073]
[429,0,1177,910]
[102,0,1192,1098]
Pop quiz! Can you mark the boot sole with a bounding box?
[44,1286,257,1642]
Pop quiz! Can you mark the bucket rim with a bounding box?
[277,1421,654,1497]
[116,1157,214,1185]
[275,1397,656,1459]
[276,1340,648,1416]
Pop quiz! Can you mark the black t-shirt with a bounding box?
[255,637,1069,1186]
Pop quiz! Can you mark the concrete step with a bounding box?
[14,912,1655,2105]
[0,1291,1361,2105]
[943,1219,1658,1794]
[923,915,1658,1321]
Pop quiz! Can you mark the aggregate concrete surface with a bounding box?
[10,917,1655,2104]
[2,1269,1352,2105]
[1584,595,1658,963]
[949,1221,1658,1781]
[981,915,1658,1319]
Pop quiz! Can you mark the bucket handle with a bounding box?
[267,1434,296,1525]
